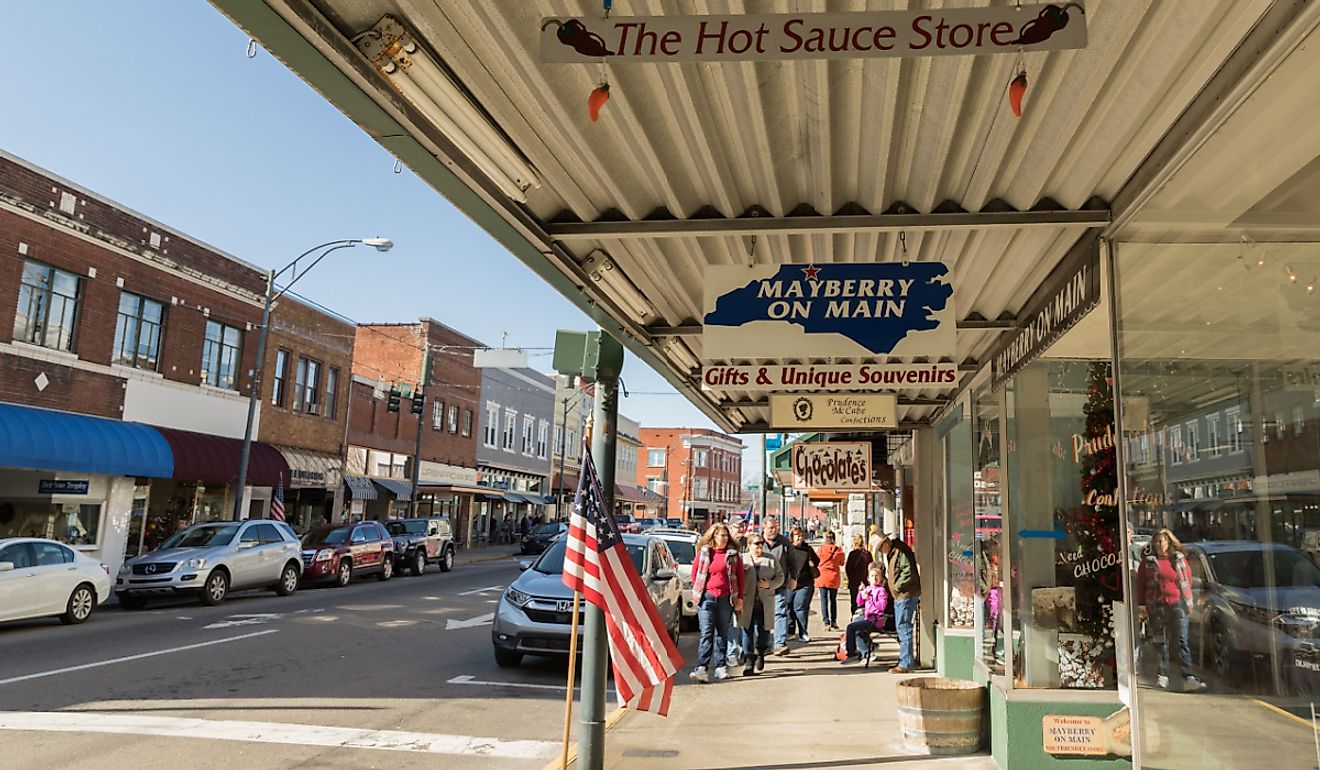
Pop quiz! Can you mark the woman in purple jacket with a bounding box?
[840,565,889,665]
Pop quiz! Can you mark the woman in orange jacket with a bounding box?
[815,530,846,631]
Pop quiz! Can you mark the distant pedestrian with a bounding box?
[841,564,890,665]
[878,534,921,674]
[760,518,794,655]
[845,534,873,612]
[784,526,820,644]
[689,522,744,683]
[815,531,845,631]
[737,533,785,675]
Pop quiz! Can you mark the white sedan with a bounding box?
[0,538,113,625]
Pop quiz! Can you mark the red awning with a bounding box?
[613,484,651,503]
[153,427,289,487]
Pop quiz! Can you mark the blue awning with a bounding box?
[0,402,172,478]
[372,477,413,500]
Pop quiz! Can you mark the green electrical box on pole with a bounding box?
[553,329,624,382]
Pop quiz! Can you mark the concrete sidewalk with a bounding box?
[594,607,998,770]
[453,542,522,567]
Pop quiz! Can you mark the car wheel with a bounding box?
[378,557,393,581]
[494,648,522,668]
[336,560,353,587]
[1211,621,1235,682]
[200,570,229,606]
[117,593,147,611]
[440,547,454,573]
[275,563,300,596]
[61,584,96,625]
[412,551,427,576]
[670,610,681,645]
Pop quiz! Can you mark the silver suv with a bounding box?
[116,520,304,608]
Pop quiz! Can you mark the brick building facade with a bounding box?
[638,428,744,529]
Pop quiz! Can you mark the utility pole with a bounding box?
[556,392,571,521]
[760,433,768,531]
[408,350,430,516]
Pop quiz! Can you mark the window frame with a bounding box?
[324,366,339,420]
[112,290,165,371]
[272,349,290,407]
[502,409,517,451]
[15,259,81,352]
[432,399,444,431]
[648,448,667,467]
[201,319,244,391]
[484,402,500,448]
[521,414,535,456]
[448,404,459,434]
[462,408,472,437]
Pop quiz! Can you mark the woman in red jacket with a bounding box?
[1135,528,1206,692]
[815,531,846,631]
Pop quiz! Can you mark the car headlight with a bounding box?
[186,558,207,569]
[1229,600,1276,625]
[314,549,334,562]
[118,562,132,574]
[505,587,532,608]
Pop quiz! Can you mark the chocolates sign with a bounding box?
[791,442,872,491]
[541,5,1087,63]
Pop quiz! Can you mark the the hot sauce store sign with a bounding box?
[792,442,872,491]
[541,5,1087,63]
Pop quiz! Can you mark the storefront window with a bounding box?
[974,381,1005,674]
[1004,358,1120,690]
[944,411,975,630]
[0,501,100,545]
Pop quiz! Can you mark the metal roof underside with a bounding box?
[211,0,1276,433]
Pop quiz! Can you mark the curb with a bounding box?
[539,705,630,770]
[453,550,520,567]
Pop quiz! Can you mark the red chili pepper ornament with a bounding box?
[588,83,611,122]
[1009,70,1028,118]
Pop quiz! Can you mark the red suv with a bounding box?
[300,521,395,586]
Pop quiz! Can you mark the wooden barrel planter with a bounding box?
[895,678,986,756]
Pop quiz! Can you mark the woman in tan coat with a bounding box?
[737,534,785,675]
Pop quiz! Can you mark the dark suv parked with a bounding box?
[384,518,456,575]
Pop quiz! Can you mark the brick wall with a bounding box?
[258,298,355,456]
[0,352,123,418]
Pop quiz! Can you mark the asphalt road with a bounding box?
[0,554,654,770]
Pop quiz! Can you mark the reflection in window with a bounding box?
[112,292,165,370]
[944,414,975,630]
[201,320,243,390]
[15,259,80,352]
[974,382,1005,675]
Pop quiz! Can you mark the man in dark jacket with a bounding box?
[760,517,794,655]
[879,534,921,673]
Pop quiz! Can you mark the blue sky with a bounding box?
[0,2,737,453]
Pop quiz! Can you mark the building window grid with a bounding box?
[293,357,322,413]
[272,349,290,406]
[555,426,564,456]
[462,408,473,437]
[201,320,243,390]
[648,448,666,467]
[14,259,80,352]
[1225,407,1243,452]
[1205,415,1220,457]
[1184,421,1198,462]
[537,421,549,459]
[521,414,535,456]
[503,410,517,451]
[448,404,459,433]
[1294,405,1306,435]
[432,400,444,430]
[484,403,499,448]
[325,367,338,420]
[112,291,165,370]
[1169,425,1183,465]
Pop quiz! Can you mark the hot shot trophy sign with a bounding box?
[791,442,872,491]
[541,5,1087,63]
[703,262,955,360]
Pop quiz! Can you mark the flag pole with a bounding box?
[561,589,583,769]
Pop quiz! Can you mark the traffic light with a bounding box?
[386,388,401,413]
[410,392,425,416]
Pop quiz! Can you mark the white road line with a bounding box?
[447,675,616,695]
[0,712,556,760]
[203,613,281,630]
[445,613,495,630]
[0,630,279,687]
[458,585,504,596]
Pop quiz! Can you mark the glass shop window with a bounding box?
[973,381,1005,675]
[944,412,975,631]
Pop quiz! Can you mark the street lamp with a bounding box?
[231,238,393,521]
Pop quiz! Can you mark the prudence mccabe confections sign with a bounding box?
[792,442,872,491]
[770,393,897,431]
[540,5,1087,63]
[703,263,956,360]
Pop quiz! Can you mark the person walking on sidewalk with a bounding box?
[878,534,921,674]
[841,564,889,665]
[737,533,785,675]
[845,534,873,613]
[689,522,744,683]
[815,531,845,631]
[761,518,795,655]
[785,526,820,644]
[1135,528,1206,692]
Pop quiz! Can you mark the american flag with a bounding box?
[271,476,286,522]
[563,446,684,715]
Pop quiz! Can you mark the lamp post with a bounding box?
[231,237,393,521]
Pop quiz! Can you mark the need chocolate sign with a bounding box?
[792,442,872,491]
[541,5,1087,64]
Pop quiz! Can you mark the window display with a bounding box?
[0,501,101,545]
[974,381,1005,674]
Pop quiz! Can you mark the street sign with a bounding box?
[791,442,872,491]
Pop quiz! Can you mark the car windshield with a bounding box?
[1207,548,1320,589]
[664,539,696,564]
[532,539,646,574]
[302,527,351,546]
[385,520,428,536]
[533,523,562,536]
[161,524,239,549]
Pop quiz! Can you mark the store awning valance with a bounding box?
[614,484,652,503]
[153,427,287,487]
[372,477,413,500]
[343,475,378,500]
[0,402,172,478]
[276,446,341,489]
